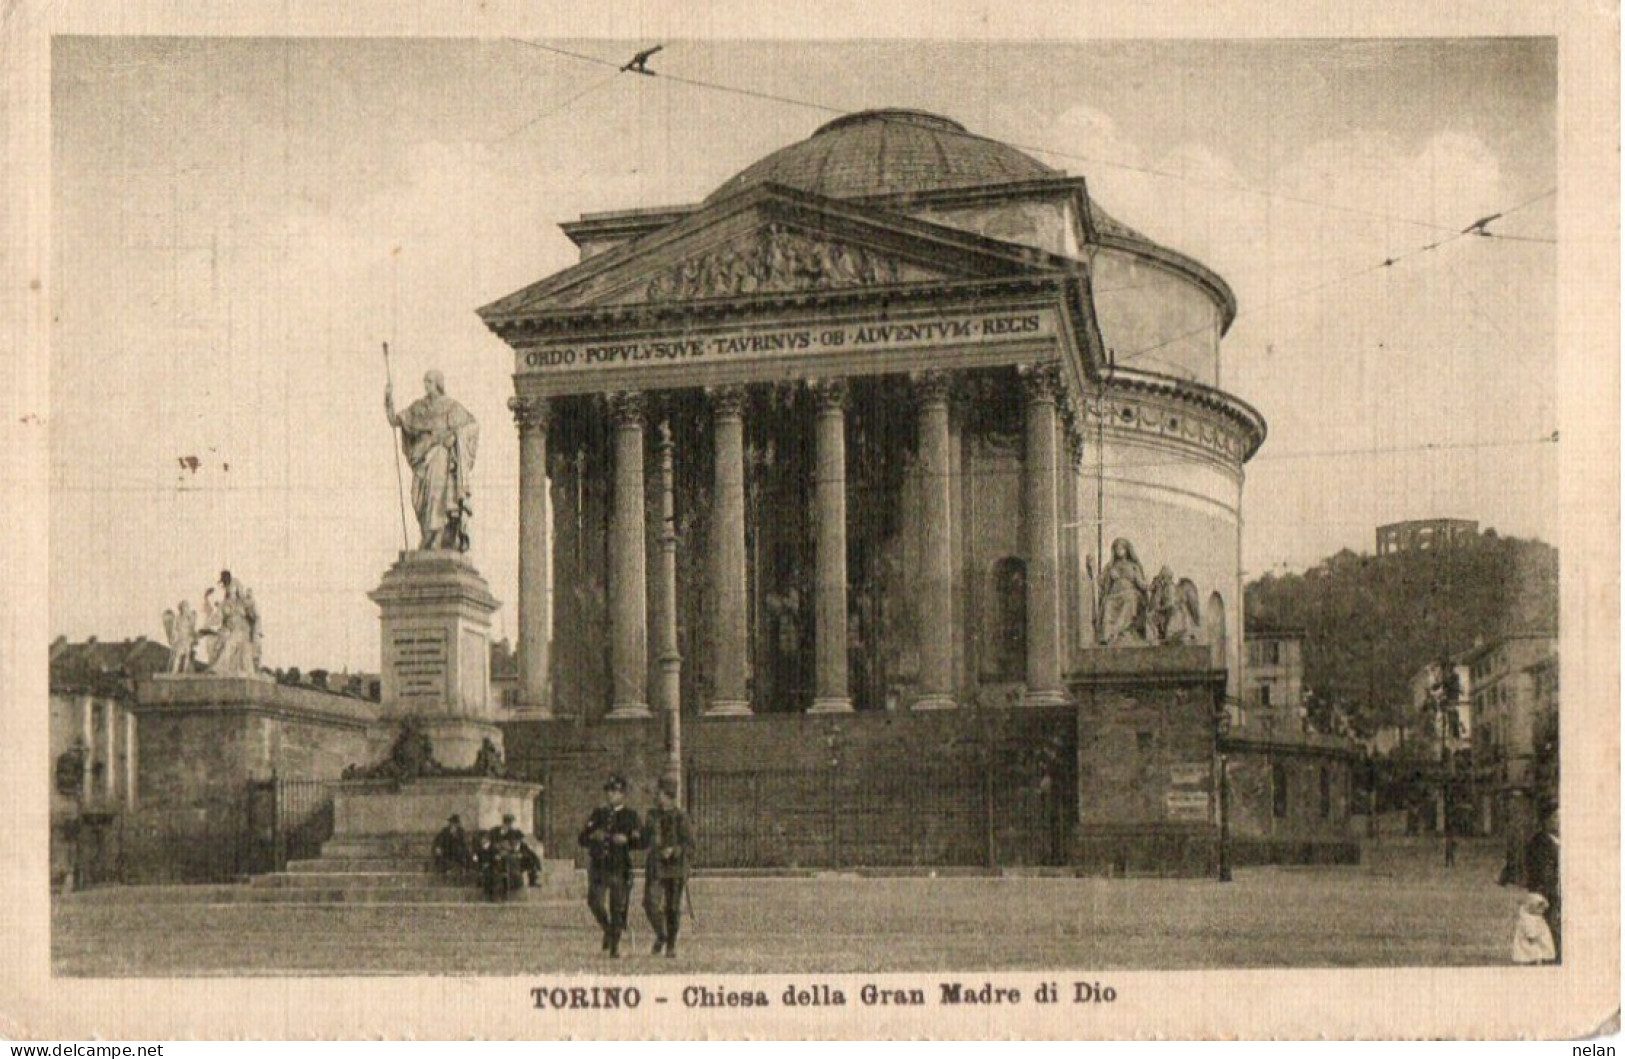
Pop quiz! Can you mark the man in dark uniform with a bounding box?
[642,776,694,958]
[578,774,642,957]
[1524,801,1561,962]
[432,814,472,876]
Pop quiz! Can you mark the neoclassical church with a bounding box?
[482,110,1268,872]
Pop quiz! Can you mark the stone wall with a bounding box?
[122,677,378,882]
[1223,737,1361,865]
[1071,651,1224,876]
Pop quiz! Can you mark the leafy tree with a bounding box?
[1245,534,1557,735]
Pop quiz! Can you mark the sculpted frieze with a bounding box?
[643,224,909,302]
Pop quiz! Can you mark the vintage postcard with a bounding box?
[3,0,1617,1042]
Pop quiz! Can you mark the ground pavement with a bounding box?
[52,840,1520,976]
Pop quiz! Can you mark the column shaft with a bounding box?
[1022,365,1068,706]
[914,372,956,710]
[809,380,853,713]
[80,695,94,802]
[707,387,752,715]
[102,703,117,799]
[607,393,652,719]
[123,710,138,807]
[510,396,552,716]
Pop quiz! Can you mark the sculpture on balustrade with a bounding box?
[162,600,198,674]
[1098,538,1149,646]
[1095,541,1205,648]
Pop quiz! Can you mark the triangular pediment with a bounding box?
[479,183,1082,322]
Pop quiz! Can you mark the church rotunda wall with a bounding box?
[1090,248,1224,385]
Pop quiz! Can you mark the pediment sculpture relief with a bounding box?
[644,224,905,302]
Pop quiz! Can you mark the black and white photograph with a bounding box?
[6,0,1617,1042]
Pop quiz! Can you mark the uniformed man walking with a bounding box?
[642,776,694,958]
[578,774,642,957]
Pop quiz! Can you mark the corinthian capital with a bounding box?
[809,377,848,413]
[508,395,551,436]
[706,384,749,421]
[608,390,647,428]
[911,369,956,409]
[1018,362,1062,404]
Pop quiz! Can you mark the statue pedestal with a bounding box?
[332,776,541,845]
[369,551,502,769]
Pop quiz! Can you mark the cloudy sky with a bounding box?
[49,37,1558,671]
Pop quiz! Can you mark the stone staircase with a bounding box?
[243,833,583,903]
[71,834,584,906]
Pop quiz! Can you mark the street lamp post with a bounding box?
[1215,693,1232,883]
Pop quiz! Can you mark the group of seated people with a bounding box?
[432,813,543,898]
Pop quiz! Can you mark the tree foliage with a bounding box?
[1245,535,1557,735]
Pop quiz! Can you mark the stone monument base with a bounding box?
[333,776,544,845]
[364,718,503,772]
[370,551,502,768]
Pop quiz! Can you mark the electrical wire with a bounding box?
[503,37,1542,238]
[489,70,623,145]
[1113,188,1557,367]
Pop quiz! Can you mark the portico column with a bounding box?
[1021,364,1068,706]
[913,370,956,710]
[509,395,552,716]
[607,391,652,720]
[102,703,117,800]
[123,710,137,807]
[808,379,853,714]
[80,694,94,802]
[707,386,752,716]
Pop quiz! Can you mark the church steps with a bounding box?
[63,882,580,905]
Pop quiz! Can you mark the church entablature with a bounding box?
[1082,370,1266,474]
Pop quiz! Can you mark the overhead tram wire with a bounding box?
[490,68,623,144]
[487,44,1561,455]
[1112,187,1558,368]
[503,37,1495,237]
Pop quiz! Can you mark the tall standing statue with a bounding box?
[385,370,480,551]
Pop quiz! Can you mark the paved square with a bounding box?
[53,843,1520,976]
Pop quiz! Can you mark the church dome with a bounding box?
[706,109,1060,203]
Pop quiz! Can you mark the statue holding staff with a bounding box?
[385,368,480,552]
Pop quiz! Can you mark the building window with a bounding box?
[1272,762,1288,819]
[1259,684,1273,709]
[1319,768,1332,818]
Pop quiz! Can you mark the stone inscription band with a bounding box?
[518,310,1054,374]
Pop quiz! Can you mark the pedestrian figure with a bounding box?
[1523,801,1561,962]
[642,776,694,958]
[485,813,540,891]
[432,814,472,876]
[482,813,533,899]
[1512,893,1557,965]
[578,774,642,958]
